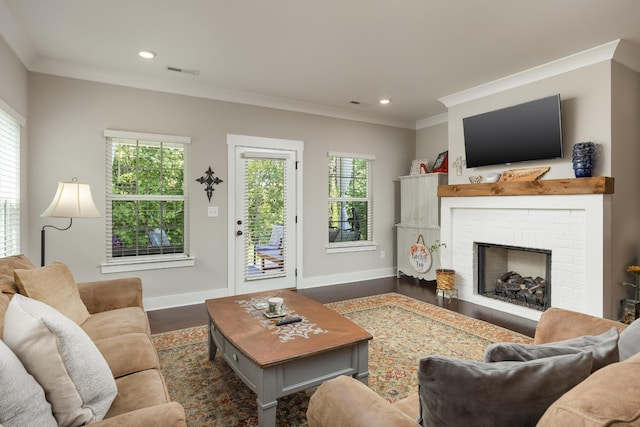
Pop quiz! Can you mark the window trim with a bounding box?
[101,129,192,273]
[326,151,376,253]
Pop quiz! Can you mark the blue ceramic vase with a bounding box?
[572,142,595,178]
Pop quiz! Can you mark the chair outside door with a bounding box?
[255,225,284,271]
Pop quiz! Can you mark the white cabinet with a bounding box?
[396,173,447,280]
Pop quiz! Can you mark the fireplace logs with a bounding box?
[476,243,552,312]
[488,271,548,310]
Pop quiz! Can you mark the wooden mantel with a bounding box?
[438,176,614,197]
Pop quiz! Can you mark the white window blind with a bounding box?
[0,108,21,257]
[328,151,374,247]
[242,155,288,279]
[104,130,190,263]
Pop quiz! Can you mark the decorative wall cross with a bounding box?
[196,166,223,202]
[453,156,466,176]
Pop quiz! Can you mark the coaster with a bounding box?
[264,310,290,319]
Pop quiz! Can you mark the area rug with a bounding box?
[152,292,533,426]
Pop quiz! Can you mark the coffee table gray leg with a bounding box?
[256,397,277,427]
[256,368,278,427]
[354,340,369,385]
[208,322,218,361]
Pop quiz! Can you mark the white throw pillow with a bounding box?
[3,294,117,427]
[0,340,57,427]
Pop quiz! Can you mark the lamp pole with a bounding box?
[40,219,73,266]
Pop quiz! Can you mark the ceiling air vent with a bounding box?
[166,66,200,76]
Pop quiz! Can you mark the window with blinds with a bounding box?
[328,151,374,247]
[0,108,21,257]
[105,130,190,262]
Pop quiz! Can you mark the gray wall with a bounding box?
[0,37,27,117]
[610,61,640,316]
[26,73,415,307]
[416,123,447,168]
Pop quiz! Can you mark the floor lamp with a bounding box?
[41,178,101,266]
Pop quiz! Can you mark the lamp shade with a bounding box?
[41,181,101,218]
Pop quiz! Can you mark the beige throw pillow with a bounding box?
[14,261,90,324]
[3,294,117,427]
[0,254,36,295]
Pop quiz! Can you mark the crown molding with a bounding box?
[415,113,448,130]
[613,39,640,73]
[438,40,622,108]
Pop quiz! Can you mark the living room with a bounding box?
[1,1,640,323]
[4,2,640,426]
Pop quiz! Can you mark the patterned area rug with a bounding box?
[152,292,532,426]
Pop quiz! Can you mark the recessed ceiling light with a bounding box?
[138,50,157,59]
[379,99,391,105]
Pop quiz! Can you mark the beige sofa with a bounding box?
[0,254,186,427]
[308,307,640,426]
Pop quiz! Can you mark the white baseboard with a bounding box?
[143,267,397,310]
[144,287,231,311]
[298,267,396,289]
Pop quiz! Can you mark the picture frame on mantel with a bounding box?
[410,159,429,175]
[432,151,448,173]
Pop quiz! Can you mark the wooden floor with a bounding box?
[147,276,538,337]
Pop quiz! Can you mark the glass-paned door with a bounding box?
[234,146,296,294]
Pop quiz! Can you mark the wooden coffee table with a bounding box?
[206,289,372,427]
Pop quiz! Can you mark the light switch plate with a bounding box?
[208,206,219,217]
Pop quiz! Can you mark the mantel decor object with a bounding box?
[572,142,596,178]
[196,166,224,202]
[498,167,550,182]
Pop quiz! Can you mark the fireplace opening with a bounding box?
[477,242,551,311]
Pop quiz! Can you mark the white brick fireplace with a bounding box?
[440,193,610,321]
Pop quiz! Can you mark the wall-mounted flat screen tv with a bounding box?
[463,94,563,168]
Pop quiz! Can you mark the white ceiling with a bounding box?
[2,0,640,129]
